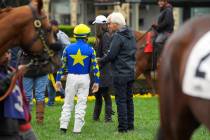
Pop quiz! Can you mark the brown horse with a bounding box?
[134,31,156,93]
[158,15,210,140]
[0,0,59,57]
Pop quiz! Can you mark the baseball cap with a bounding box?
[92,15,108,24]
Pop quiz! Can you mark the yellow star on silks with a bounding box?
[70,49,88,66]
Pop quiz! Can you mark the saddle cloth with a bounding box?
[182,31,210,99]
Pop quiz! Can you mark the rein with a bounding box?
[0,64,30,101]
[28,3,54,57]
[136,27,152,43]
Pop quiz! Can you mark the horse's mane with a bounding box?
[37,0,43,14]
[0,7,13,19]
[134,31,145,42]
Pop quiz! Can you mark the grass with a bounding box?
[31,97,210,140]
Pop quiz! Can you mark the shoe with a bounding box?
[93,117,100,121]
[128,128,134,131]
[60,128,67,134]
[73,131,81,134]
[105,118,112,123]
[128,126,134,131]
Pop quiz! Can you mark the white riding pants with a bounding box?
[60,74,90,132]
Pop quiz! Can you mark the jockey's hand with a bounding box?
[56,81,62,91]
[61,75,67,81]
[92,83,99,93]
[96,57,100,63]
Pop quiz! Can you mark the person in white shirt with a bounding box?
[47,20,71,106]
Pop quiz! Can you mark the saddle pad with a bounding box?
[182,31,210,99]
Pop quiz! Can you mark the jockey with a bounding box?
[56,24,100,134]
[0,50,37,140]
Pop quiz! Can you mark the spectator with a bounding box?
[19,51,49,125]
[0,50,37,140]
[98,12,136,133]
[92,15,114,122]
[47,20,70,106]
[56,24,100,134]
[152,0,174,69]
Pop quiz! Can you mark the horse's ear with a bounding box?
[31,0,43,14]
[37,0,43,14]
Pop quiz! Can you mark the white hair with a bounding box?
[108,12,126,26]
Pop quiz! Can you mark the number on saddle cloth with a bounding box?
[183,31,210,99]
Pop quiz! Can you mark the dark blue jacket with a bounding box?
[156,4,174,33]
[100,26,136,80]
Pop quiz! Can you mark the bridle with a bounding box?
[0,3,57,101]
[27,3,55,57]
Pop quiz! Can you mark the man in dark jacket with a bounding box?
[98,12,136,133]
[152,0,174,69]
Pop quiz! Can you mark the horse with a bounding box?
[0,0,61,101]
[134,30,156,93]
[0,0,60,57]
[158,15,210,140]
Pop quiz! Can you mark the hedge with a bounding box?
[59,25,96,46]
[59,25,75,37]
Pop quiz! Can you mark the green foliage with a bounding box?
[59,25,75,37]
[31,97,210,140]
[70,37,96,46]
[59,25,96,45]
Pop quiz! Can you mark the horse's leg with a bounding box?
[172,94,200,140]
[143,70,156,94]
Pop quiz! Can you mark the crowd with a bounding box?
[0,0,174,139]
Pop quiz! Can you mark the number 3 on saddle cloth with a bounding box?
[0,67,29,120]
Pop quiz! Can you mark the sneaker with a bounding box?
[128,128,134,131]
[105,118,112,123]
[73,131,81,134]
[60,128,67,134]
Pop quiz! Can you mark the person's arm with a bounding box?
[57,31,71,46]
[56,48,68,90]
[99,34,122,64]
[156,8,173,32]
[90,48,100,93]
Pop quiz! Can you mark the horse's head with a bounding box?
[18,0,61,55]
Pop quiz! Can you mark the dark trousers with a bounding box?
[93,87,112,121]
[113,77,134,132]
[152,43,164,70]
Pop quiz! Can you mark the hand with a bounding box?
[92,83,99,93]
[151,24,157,28]
[18,65,28,75]
[96,57,100,63]
[56,81,62,91]
[61,75,67,81]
